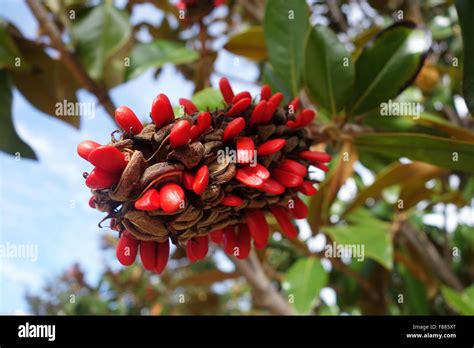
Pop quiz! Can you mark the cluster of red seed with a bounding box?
[78,78,331,274]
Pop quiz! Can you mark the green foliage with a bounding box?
[191,88,224,111]
[224,26,267,61]
[303,25,354,114]
[441,286,474,315]
[283,257,327,314]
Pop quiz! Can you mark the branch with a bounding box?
[26,0,117,119]
[229,251,295,315]
[398,221,463,291]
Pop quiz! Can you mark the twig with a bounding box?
[229,251,295,315]
[397,220,463,291]
[26,0,117,119]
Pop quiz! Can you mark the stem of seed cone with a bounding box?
[154,239,170,274]
[77,140,100,161]
[270,206,298,238]
[114,106,144,134]
[170,120,191,149]
[139,240,156,270]
[116,232,139,266]
[219,77,234,104]
[260,84,271,101]
[193,165,209,195]
[88,145,127,174]
[151,94,174,128]
[179,98,198,115]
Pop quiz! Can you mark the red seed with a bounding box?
[315,162,330,172]
[246,210,269,247]
[298,181,318,196]
[299,150,332,163]
[249,100,267,125]
[270,206,298,238]
[187,235,209,260]
[88,196,96,209]
[170,120,191,149]
[139,240,156,270]
[286,120,299,129]
[232,91,252,104]
[260,84,271,101]
[257,138,286,156]
[85,168,120,189]
[223,226,237,255]
[291,196,309,219]
[134,188,161,211]
[268,92,284,108]
[77,140,100,161]
[236,137,255,164]
[116,231,139,266]
[235,164,269,188]
[227,98,251,117]
[154,239,170,274]
[254,239,267,250]
[219,77,234,104]
[288,97,300,114]
[271,168,303,188]
[193,165,209,195]
[151,94,174,128]
[115,106,144,134]
[159,183,185,213]
[223,117,245,141]
[182,171,195,190]
[278,159,308,177]
[190,125,200,141]
[222,194,243,207]
[179,98,198,115]
[236,224,251,259]
[88,145,128,174]
[299,108,315,126]
[186,241,198,263]
[261,101,277,124]
[210,229,224,244]
[196,111,212,133]
[261,178,285,195]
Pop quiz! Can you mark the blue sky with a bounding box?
[0,0,263,313]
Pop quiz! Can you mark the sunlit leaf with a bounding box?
[224,26,267,61]
[283,257,327,314]
[191,88,224,111]
[441,285,474,315]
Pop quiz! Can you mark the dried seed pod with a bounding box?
[79,78,330,273]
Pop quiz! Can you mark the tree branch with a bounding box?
[229,251,295,315]
[26,0,117,119]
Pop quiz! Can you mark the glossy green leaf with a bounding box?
[355,133,474,173]
[0,20,22,69]
[455,0,474,114]
[399,264,429,315]
[263,0,309,96]
[347,22,431,115]
[126,39,198,80]
[441,285,474,315]
[0,70,36,160]
[283,257,327,314]
[224,26,267,61]
[324,209,393,270]
[10,38,80,128]
[261,63,291,102]
[71,3,132,80]
[191,88,224,111]
[303,25,354,114]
